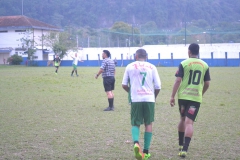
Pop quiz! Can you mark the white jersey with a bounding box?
[72,57,78,65]
[122,61,161,102]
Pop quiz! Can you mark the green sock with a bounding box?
[131,126,140,143]
[144,132,152,151]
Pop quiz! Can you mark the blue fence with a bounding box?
[22,52,240,67]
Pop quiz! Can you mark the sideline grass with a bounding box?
[0,66,240,160]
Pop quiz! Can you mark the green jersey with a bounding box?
[175,58,210,103]
[53,57,61,66]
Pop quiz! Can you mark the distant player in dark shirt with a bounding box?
[53,55,61,75]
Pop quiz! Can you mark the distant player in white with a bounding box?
[71,53,83,77]
[122,49,161,160]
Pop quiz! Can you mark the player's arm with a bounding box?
[95,61,105,79]
[203,81,210,95]
[122,68,129,92]
[154,89,160,99]
[170,77,182,106]
[202,68,211,95]
[122,85,129,92]
[153,66,161,99]
[95,68,103,79]
[170,64,183,107]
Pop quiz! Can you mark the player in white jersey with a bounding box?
[71,53,83,77]
[122,49,161,160]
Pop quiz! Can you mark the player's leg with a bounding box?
[142,102,154,159]
[103,77,114,111]
[55,66,59,74]
[75,69,78,76]
[74,65,78,76]
[179,101,200,158]
[108,77,115,109]
[178,117,185,151]
[131,102,144,160]
[178,100,187,151]
[71,64,75,76]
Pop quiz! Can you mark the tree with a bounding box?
[111,22,131,46]
[141,21,159,45]
[7,54,23,65]
[19,29,36,60]
[42,31,76,58]
[110,22,140,47]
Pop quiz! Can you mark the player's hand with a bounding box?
[95,74,98,79]
[170,97,175,107]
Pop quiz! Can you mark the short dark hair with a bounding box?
[136,49,147,59]
[103,50,111,57]
[188,43,199,55]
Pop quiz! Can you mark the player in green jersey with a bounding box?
[53,55,61,75]
[170,43,211,158]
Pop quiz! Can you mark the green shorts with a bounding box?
[72,64,77,70]
[131,102,155,126]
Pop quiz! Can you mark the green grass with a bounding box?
[0,66,240,160]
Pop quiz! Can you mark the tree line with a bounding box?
[1,0,240,46]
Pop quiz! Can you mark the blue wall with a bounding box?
[23,52,240,67]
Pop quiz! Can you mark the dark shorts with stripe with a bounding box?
[178,99,200,122]
[103,76,115,92]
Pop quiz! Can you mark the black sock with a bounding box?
[108,98,114,108]
[143,149,148,154]
[71,70,74,75]
[183,137,191,152]
[178,131,185,146]
[75,70,78,75]
[55,70,57,73]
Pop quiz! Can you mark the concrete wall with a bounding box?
[2,43,240,67]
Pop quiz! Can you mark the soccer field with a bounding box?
[0,66,239,160]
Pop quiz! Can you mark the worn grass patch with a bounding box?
[0,66,240,160]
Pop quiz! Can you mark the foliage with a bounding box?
[42,31,76,58]
[7,54,23,65]
[1,0,239,28]
[18,30,36,60]
[1,0,240,45]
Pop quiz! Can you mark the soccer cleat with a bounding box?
[76,74,79,77]
[103,107,114,111]
[134,143,144,160]
[71,74,73,77]
[178,151,187,158]
[143,153,151,160]
[179,145,183,151]
[55,73,58,75]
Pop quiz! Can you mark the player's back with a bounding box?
[178,58,209,102]
[125,61,160,102]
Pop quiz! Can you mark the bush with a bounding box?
[7,54,23,65]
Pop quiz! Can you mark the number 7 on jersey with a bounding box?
[140,72,147,86]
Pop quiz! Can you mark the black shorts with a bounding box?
[178,99,200,122]
[103,76,115,92]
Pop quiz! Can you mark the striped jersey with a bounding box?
[100,58,115,77]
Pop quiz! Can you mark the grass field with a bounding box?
[0,65,240,160]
